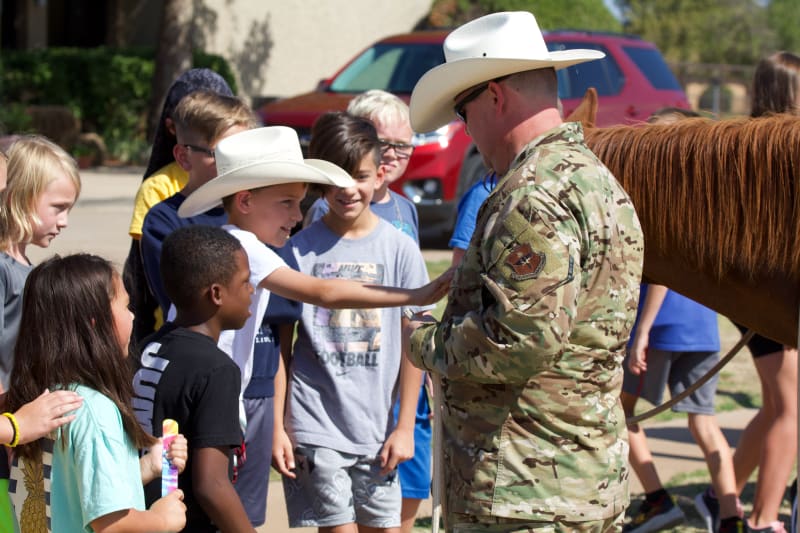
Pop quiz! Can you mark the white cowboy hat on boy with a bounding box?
[409,11,605,132]
[178,126,355,218]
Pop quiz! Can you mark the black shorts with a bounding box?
[734,322,783,357]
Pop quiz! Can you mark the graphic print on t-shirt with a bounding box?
[311,262,383,368]
[9,439,54,533]
[132,341,170,432]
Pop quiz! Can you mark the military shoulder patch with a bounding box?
[505,243,546,280]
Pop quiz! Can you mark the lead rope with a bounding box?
[626,329,754,425]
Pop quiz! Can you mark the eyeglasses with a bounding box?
[379,139,414,158]
[182,144,215,159]
[453,75,510,123]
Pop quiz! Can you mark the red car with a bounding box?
[260,30,689,244]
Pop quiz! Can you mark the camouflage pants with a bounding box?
[449,511,625,532]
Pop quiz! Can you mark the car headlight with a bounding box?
[402,179,443,205]
[412,123,457,149]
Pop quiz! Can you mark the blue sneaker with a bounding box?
[694,488,719,533]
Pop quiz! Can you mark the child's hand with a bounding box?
[150,489,186,532]
[379,426,413,475]
[272,427,296,479]
[141,440,163,483]
[166,434,188,474]
[627,332,649,375]
[140,433,188,484]
[14,389,83,444]
[414,268,455,305]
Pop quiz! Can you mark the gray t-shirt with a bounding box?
[286,219,430,455]
[0,252,33,389]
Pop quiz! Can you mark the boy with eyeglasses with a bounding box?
[305,89,419,241]
[140,90,257,315]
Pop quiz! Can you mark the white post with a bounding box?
[431,376,443,533]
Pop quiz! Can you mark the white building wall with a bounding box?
[200,0,433,99]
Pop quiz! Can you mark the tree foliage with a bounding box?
[615,0,798,66]
[426,0,622,32]
[766,0,800,55]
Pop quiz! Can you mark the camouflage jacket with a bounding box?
[409,122,643,522]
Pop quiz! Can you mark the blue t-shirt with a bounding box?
[448,177,497,250]
[51,384,145,532]
[630,284,720,352]
[306,191,420,243]
[140,192,227,315]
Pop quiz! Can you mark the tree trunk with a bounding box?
[146,0,193,141]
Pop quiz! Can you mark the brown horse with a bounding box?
[582,115,800,347]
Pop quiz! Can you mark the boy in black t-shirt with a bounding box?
[132,225,255,533]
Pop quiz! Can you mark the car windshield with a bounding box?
[547,41,625,99]
[623,46,683,90]
[329,42,445,94]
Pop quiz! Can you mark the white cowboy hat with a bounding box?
[410,11,605,132]
[178,126,354,217]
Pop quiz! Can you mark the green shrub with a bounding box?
[0,47,237,162]
[0,103,33,135]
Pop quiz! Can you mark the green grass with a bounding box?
[425,259,452,319]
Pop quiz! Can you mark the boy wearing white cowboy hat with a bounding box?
[404,11,644,532]
[178,125,451,528]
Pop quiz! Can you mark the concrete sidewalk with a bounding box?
[627,407,756,495]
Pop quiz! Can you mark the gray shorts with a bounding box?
[234,397,273,527]
[283,444,401,528]
[621,349,719,415]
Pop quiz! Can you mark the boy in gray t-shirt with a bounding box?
[274,112,431,530]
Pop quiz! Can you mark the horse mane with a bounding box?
[585,114,800,282]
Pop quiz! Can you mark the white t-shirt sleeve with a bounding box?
[224,225,287,287]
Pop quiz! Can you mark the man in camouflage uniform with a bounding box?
[405,11,644,532]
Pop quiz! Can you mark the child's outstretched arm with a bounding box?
[89,490,186,533]
[272,323,296,479]
[0,389,83,445]
[192,446,255,533]
[262,265,453,309]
